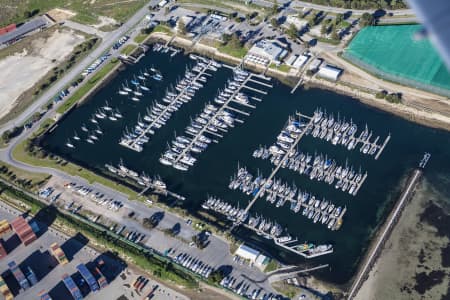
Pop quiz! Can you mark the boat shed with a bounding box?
[235,244,260,262]
[317,64,343,81]
[0,17,48,46]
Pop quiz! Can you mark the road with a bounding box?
[247,0,413,15]
[0,2,151,133]
[347,169,422,299]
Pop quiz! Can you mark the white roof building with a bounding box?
[248,40,287,62]
[317,64,343,81]
[292,54,310,69]
[285,54,298,66]
[235,244,260,261]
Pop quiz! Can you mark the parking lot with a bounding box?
[39,175,276,297]
[0,201,187,300]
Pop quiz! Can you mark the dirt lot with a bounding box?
[0,27,84,120]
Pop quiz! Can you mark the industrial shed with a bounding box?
[317,64,343,81]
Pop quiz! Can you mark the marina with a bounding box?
[119,57,220,152]
[252,112,370,196]
[160,68,271,171]
[40,47,450,285]
[228,166,346,230]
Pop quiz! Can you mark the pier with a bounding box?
[347,167,423,299]
[242,113,314,217]
[231,167,346,231]
[166,68,272,169]
[119,60,214,152]
[105,163,186,201]
[374,133,391,160]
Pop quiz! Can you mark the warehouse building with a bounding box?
[247,39,288,64]
[0,17,48,47]
[235,244,260,261]
[317,64,343,81]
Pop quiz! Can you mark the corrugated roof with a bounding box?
[0,17,47,45]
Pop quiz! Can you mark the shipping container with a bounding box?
[38,289,53,300]
[10,217,36,246]
[0,24,16,36]
[0,276,13,300]
[0,220,11,237]
[49,243,68,265]
[25,266,38,286]
[76,264,99,292]
[62,274,83,300]
[0,240,8,259]
[8,261,30,291]
[91,267,108,289]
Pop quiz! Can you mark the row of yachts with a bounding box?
[159,69,256,171]
[309,109,381,155]
[105,161,167,190]
[117,68,162,101]
[201,197,334,257]
[229,167,344,230]
[253,146,365,195]
[119,59,221,152]
[66,100,124,148]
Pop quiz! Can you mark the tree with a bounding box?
[177,19,187,35]
[359,13,374,27]
[335,13,344,25]
[320,23,328,35]
[271,0,278,15]
[270,18,278,28]
[331,29,340,40]
[222,33,232,44]
[286,24,298,40]
[208,270,225,285]
[229,33,242,49]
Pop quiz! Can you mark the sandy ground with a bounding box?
[47,8,76,22]
[0,29,84,120]
[355,178,450,300]
[92,15,119,29]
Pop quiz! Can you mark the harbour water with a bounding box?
[41,49,450,284]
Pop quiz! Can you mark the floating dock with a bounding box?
[119,59,216,152]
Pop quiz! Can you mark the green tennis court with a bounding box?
[345,25,450,93]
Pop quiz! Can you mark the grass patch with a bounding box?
[0,0,148,26]
[120,44,137,55]
[0,162,50,192]
[134,33,149,44]
[269,63,291,73]
[315,36,341,45]
[12,139,140,200]
[153,24,173,35]
[218,43,248,59]
[56,59,119,114]
[264,259,279,273]
[272,281,302,299]
[33,118,56,138]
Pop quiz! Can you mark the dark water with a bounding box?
[42,50,450,284]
